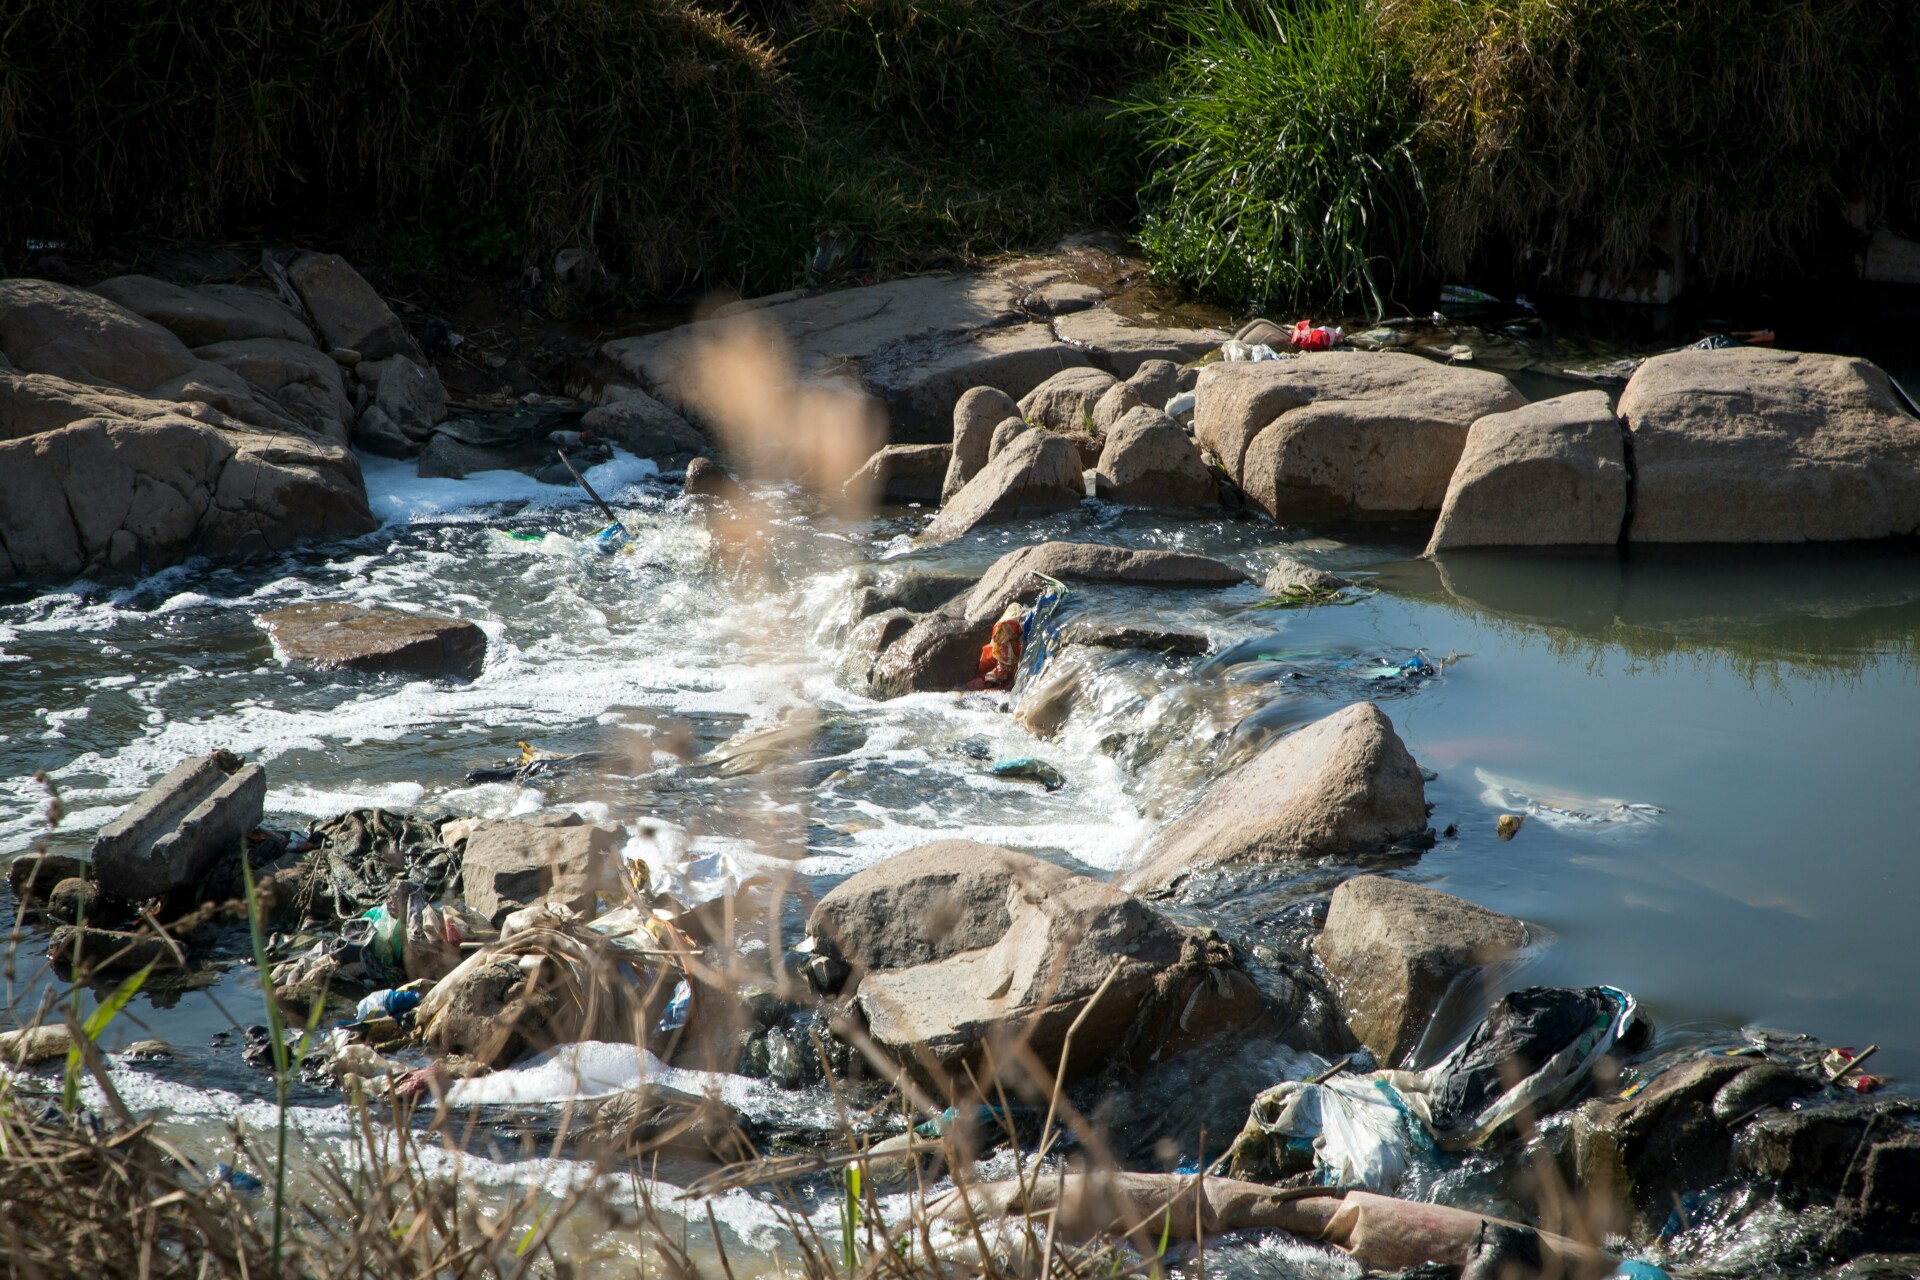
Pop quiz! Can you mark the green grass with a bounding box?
[1129,0,1425,316]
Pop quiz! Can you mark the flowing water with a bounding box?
[5,431,1920,1274]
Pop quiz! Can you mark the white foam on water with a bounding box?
[360,450,661,526]
[267,779,429,819]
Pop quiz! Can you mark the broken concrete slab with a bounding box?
[91,753,265,901]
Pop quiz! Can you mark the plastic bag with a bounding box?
[1246,1073,1423,1192]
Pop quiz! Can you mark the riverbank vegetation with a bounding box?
[1,0,1915,308]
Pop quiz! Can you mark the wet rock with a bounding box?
[922,430,1082,543]
[1312,875,1530,1067]
[810,840,1078,973]
[1014,667,1080,737]
[1711,1061,1817,1124]
[1019,366,1118,434]
[457,815,625,926]
[684,456,743,501]
[417,431,511,479]
[867,611,984,697]
[1571,1056,1751,1239]
[259,603,487,680]
[985,415,1030,461]
[1052,307,1230,378]
[92,276,314,348]
[1056,621,1210,654]
[1195,353,1525,520]
[943,386,1017,501]
[821,843,1226,1083]
[1264,558,1351,594]
[861,568,974,615]
[0,1025,73,1065]
[354,355,447,449]
[1091,381,1145,434]
[8,853,88,904]
[49,924,184,972]
[1125,703,1428,891]
[844,442,952,505]
[193,338,355,445]
[581,388,708,456]
[603,269,1091,443]
[286,252,419,362]
[1618,348,1920,543]
[959,541,1247,623]
[1094,406,1217,507]
[123,1039,175,1060]
[92,752,265,902]
[845,608,916,691]
[1126,359,1182,411]
[1426,390,1628,552]
[42,877,98,924]
[1496,813,1525,840]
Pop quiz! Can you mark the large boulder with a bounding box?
[819,843,1245,1082]
[259,603,488,680]
[1617,348,1920,543]
[286,253,418,361]
[91,276,314,347]
[0,411,374,584]
[1313,876,1530,1068]
[1194,354,1525,521]
[1426,390,1628,552]
[581,388,709,457]
[922,430,1082,543]
[0,278,197,391]
[1019,366,1119,434]
[943,386,1018,502]
[457,815,627,927]
[1094,406,1217,507]
[1125,703,1428,891]
[867,612,983,698]
[844,443,952,505]
[91,753,266,902]
[354,355,447,452]
[194,338,356,445]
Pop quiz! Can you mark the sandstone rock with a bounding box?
[1058,429,1104,470]
[867,612,983,697]
[1571,1056,1751,1239]
[822,843,1215,1081]
[685,456,743,501]
[1095,406,1217,507]
[1126,359,1183,411]
[1617,348,1920,543]
[194,338,355,444]
[91,753,266,902]
[1426,390,1627,552]
[1091,381,1145,434]
[986,415,1030,461]
[1264,558,1351,595]
[259,603,488,680]
[810,840,1077,972]
[0,278,195,391]
[581,388,708,456]
[1053,307,1230,378]
[923,430,1083,543]
[844,443,952,505]
[357,355,447,443]
[860,568,974,615]
[959,541,1246,623]
[1195,354,1525,520]
[1126,703,1427,890]
[417,431,511,479]
[844,608,916,691]
[605,270,1090,443]
[287,253,418,361]
[943,386,1018,502]
[0,411,373,584]
[1019,366,1119,434]
[1025,280,1104,316]
[149,358,305,433]
[458,817,626,926]
[92,275,313,347]
[1312,876,1530,1067]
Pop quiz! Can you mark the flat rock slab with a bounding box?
[1052,306,1229,378]
[1314,875,1530,1068]
[960,541,1246,623]
[1426,389,1628,552]
[260,603,487,680]
[91,753,265,902]
[1125,702,1429,891]
[459,815,626,926]
[1618,348,1920,543]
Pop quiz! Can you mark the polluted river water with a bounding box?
[4,439,1920,1275]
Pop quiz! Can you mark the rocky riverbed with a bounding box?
[5,242,1920,1278]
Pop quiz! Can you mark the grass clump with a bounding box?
[1130,0,1424,316]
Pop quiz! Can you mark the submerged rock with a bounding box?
[1194,353,1524,521]
[91,752,265,902]
[1263,558,1352,595]
[959,540,1246,622]
[259,603,487,680]
[1124,703,1428,891]
[1313,875,1531,1067]
[1426,389,1628,552]
[922,429,1082,543]
[1618,347,1920,543]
